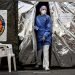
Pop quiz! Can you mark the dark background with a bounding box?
[0,0,19,71]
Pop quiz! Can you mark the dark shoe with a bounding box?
[35,64,40,68]
[35,64,42,70]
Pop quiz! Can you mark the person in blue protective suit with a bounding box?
[34,5,52,71]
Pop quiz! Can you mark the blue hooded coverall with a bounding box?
[35,14,52,49]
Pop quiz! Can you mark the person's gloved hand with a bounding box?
[33,26,39,30]
[42,36,45,41]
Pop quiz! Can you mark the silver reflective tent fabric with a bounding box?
[18,1,75,67]
[49,2,75,67]
[18,1,37,64]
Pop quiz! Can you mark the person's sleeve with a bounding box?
[44,16,52,37]
[34,17,39,31]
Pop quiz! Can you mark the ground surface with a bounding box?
[0,69,75,75]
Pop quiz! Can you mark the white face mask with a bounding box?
[41,10,46,15]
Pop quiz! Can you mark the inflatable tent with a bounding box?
[18,1,75,67]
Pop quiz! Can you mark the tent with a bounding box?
[18,1,75,67]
